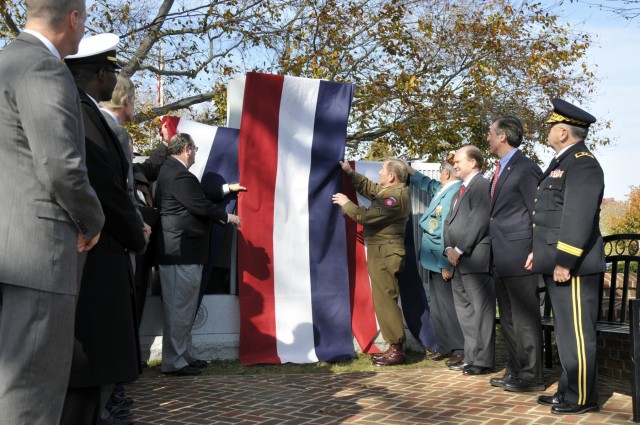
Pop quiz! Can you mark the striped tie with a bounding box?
[491,162,501,200]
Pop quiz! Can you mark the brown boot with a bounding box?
[372,343,406,366]
[370,345,392,361]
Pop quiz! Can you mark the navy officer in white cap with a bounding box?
[525,98,604,415]
[61,33,147,425]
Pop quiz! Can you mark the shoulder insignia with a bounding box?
[575,152,594,159]
[384,196,397,207]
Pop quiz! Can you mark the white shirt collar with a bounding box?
[100,108,119,124]
[555,143,577,159]
[463,170,480,186]
[441,180,460,191]
[175,156,189,169]
[23,29,61,60]
[85,93,101,110]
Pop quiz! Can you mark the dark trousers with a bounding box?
[494,269,543,383]
[451,270,495,367]
[545,273,600,405]
[134,253,151,327]
[60,385,112,425]
[429,270,464,355]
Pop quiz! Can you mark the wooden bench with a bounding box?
[539,233,640,421]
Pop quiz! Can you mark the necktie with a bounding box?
[457,184,466,200]
[491,162,501,200]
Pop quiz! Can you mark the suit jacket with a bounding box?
[489,150,542,277]
[411,172,462,272]
[70,90,147,388]
[156,156,229,265]
[532,142,605,275]
[101,110,142,219]
[444,173,491,274]
[0,32,104,295]
[133,143,168,225]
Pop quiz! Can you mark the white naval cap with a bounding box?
[65,33,120,68]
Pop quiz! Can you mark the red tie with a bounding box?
[491,162,501,200]
[457,184,466,200]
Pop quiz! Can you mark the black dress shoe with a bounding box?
[425,351,449,361]
[110,393,134,408]
[165,365,202,376]
[503,378,545,392]
[537,393,565,406]
[445,355,464,367]
[551,401,599,415]
[462,365,493,375]
[189,359,208,368]
[102,417,134,425]
[447,361,468,371]
[489,374,514,388]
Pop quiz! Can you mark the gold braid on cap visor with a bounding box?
[546,111,588,127]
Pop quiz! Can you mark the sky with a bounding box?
[545,1,640,200]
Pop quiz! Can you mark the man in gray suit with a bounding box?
[0,1,105,424]
[443,145,495,376]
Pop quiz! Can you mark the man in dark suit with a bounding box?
[62,33,148,425]
[0,2,105,424]
[527,99,605,415]
[156,133,244,376]
[443,146,495,375]
[487,116,544,392]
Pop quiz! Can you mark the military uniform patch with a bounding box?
[550,169,564,178]
[384,196,397,207]
[575,152,594,159]
[435,205,442,216]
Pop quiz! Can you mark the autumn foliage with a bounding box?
[0,0,608,158]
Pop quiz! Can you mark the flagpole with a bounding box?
[157,41,164,107]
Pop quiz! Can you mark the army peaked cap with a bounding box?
[546,98,596,128]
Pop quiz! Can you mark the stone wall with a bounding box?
[139,294,424,362]
[597,332,633,381]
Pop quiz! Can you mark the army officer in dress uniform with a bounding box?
[332,159,411,366]
[525,98,605,415]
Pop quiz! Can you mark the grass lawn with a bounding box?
[141,326,532,378]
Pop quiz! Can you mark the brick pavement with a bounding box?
[127,366,633,424]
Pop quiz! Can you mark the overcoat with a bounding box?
[69,90,147,388]
[410,172,462,273]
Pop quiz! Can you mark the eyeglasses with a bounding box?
[101,68,120,76]
[189,145,198,152]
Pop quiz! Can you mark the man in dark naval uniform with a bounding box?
[525,98,605,415]
[332,159,411,366]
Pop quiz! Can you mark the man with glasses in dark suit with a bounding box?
[156,133,244,376]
